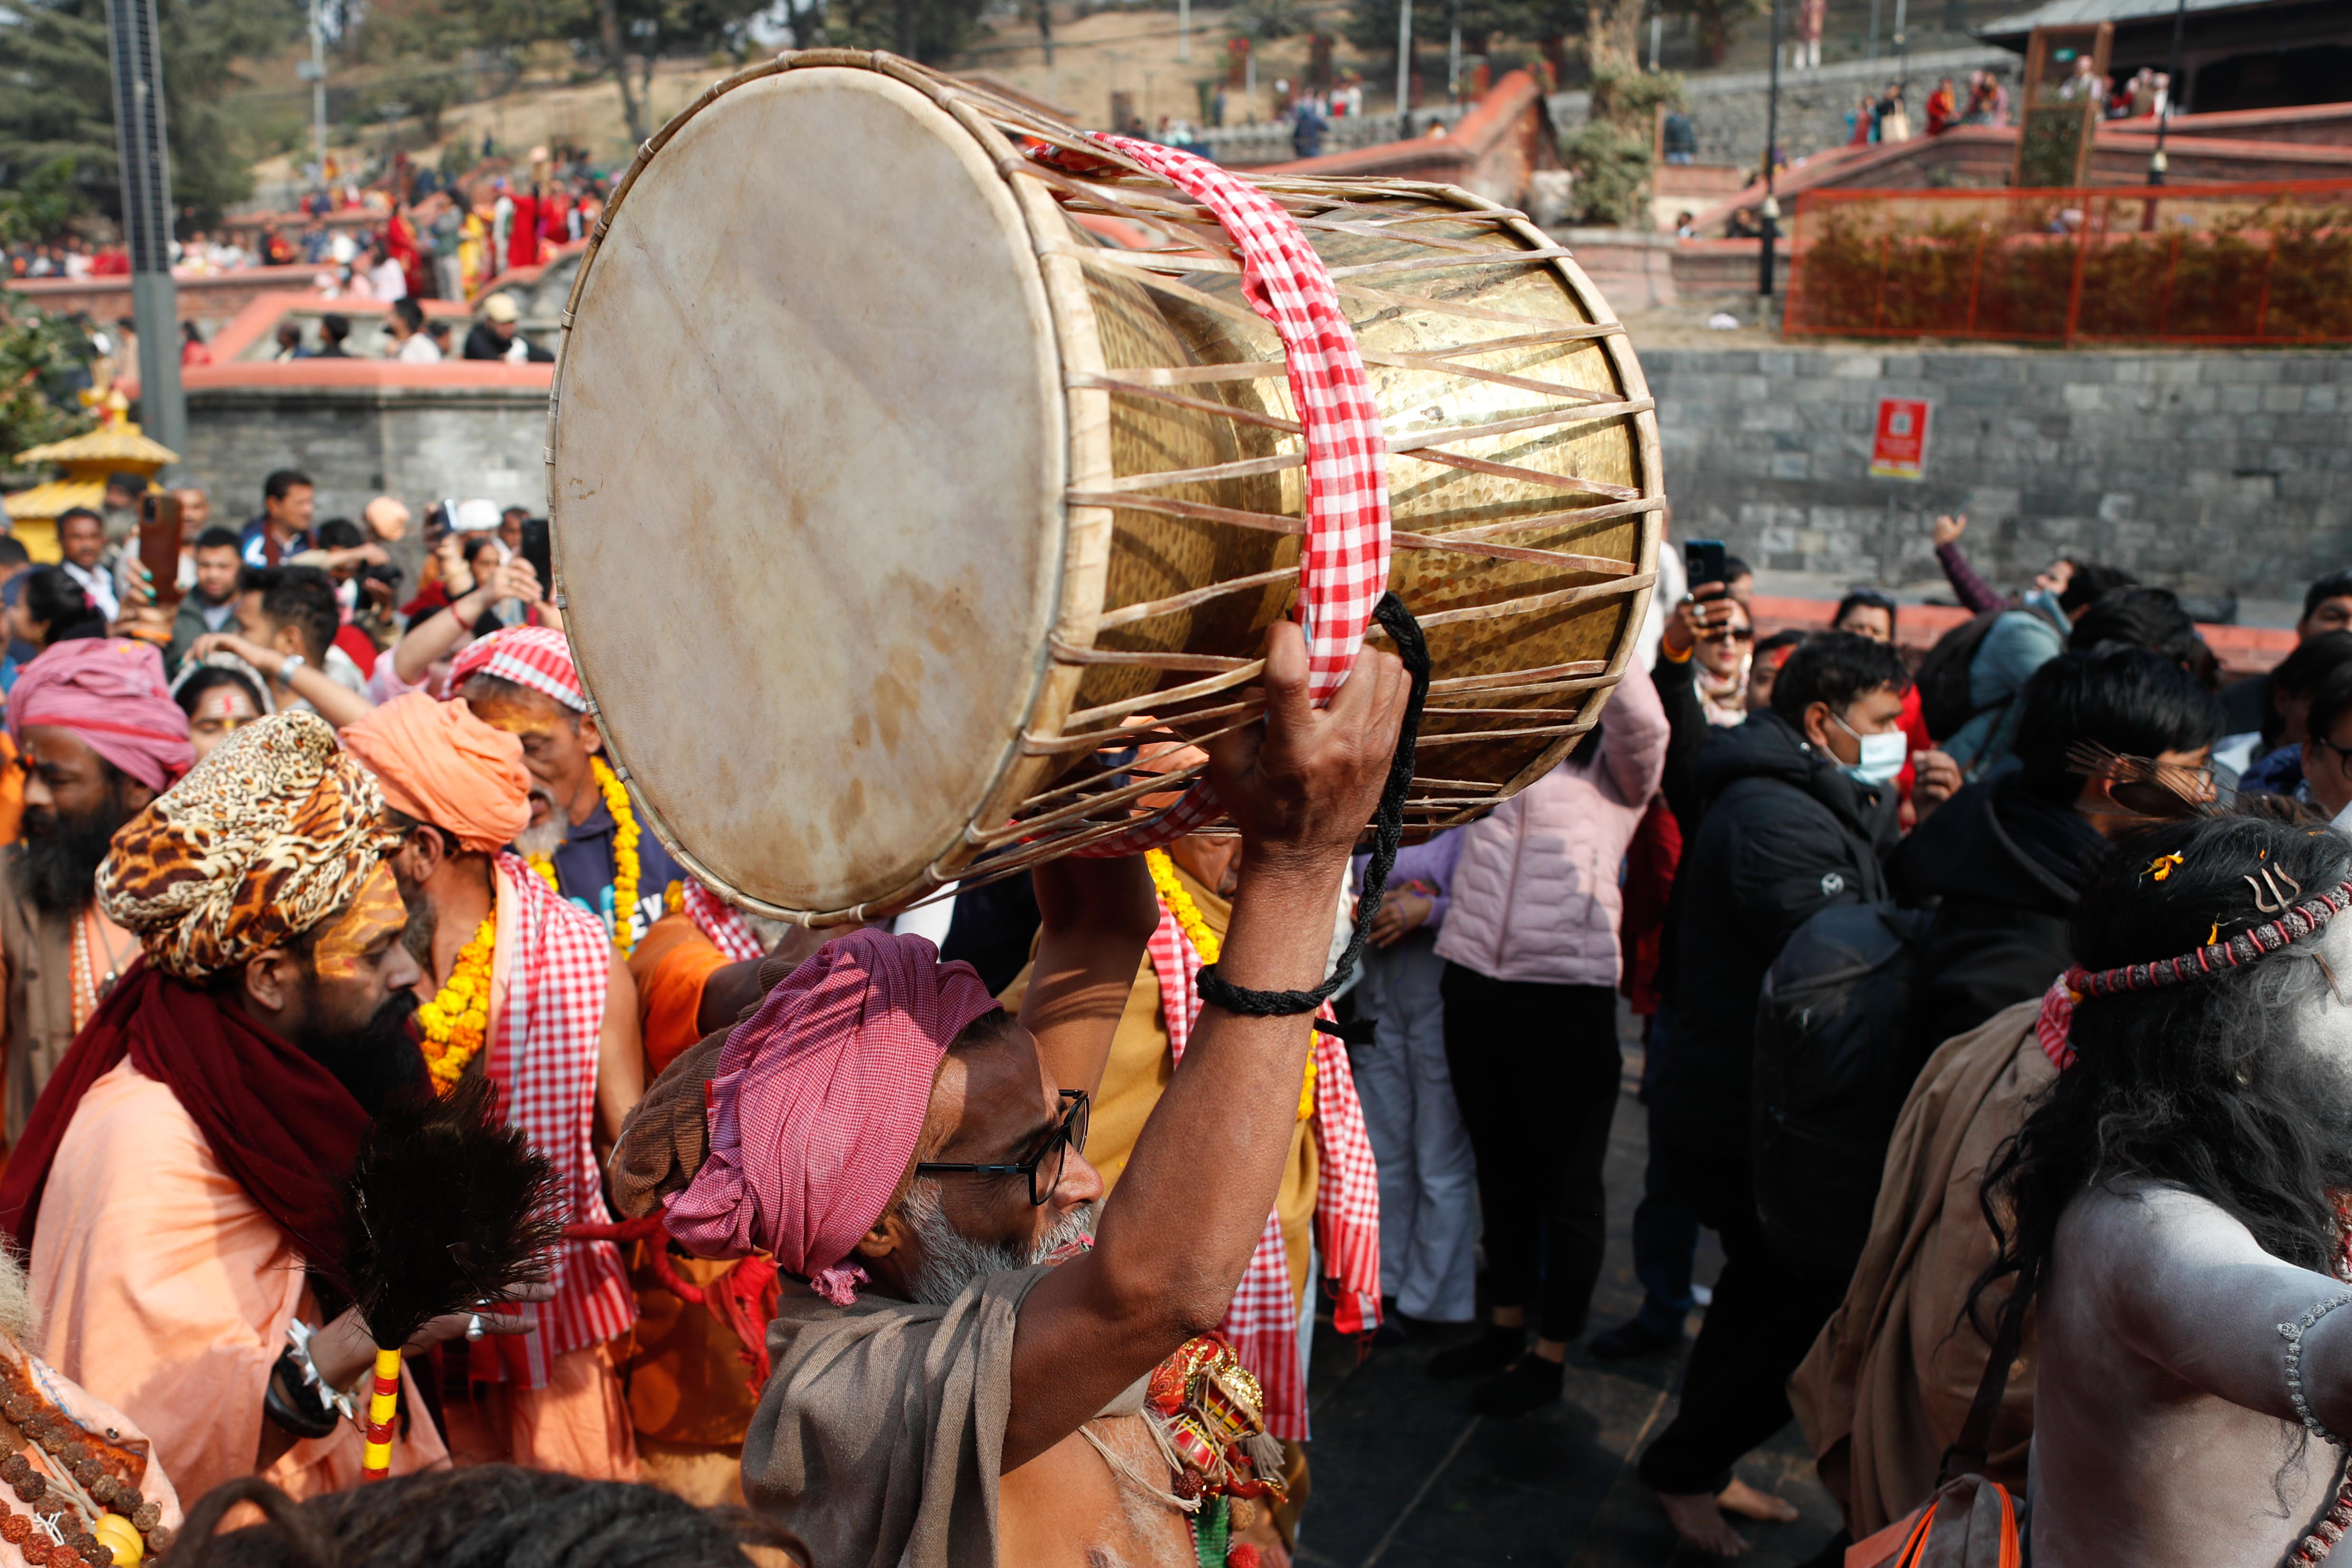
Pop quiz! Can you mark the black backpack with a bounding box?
[1751,900,1935,1279]
[1914,609,2006,743]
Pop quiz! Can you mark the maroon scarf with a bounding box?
[0,958,370,1263]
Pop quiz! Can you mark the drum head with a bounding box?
[553,67,1065,916]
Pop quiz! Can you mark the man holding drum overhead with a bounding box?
[611,621,1406,1568]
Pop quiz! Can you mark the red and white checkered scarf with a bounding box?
[476,853,637,1388]
[681,878,763,962]
[1145,892,1381,1442]
[1039,134,1391,856]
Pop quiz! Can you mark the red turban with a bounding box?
[340,692,531,852]
[663,929,999,1303]
[7,640,194,794]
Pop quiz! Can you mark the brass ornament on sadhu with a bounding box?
[1144,1332,1285,1506]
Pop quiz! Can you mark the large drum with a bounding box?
[551,51,1664,924]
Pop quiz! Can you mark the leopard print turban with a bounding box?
[98,711,401,980]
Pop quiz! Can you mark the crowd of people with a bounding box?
[5,144,606,324]
[0,450,2346,1568]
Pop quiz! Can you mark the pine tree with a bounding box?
[0,0,303,227]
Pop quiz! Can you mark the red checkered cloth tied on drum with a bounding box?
[1145,902,1382,1442]
[1034,134,1392,856]
[682,878,765,962]
[475,853,638,1388]
[449,626,588,712]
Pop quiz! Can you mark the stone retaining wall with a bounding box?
[1644,342,2352,602]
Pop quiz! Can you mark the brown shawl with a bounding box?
[1788,1000,2053,1537]
[746,1264,1050,1568]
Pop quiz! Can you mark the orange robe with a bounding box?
[622,912,761,1503]
[630,913,729,1077]
[29,1060,448,1501]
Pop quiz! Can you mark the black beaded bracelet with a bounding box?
[1194,593,1430,1019]
[263,1349,341,1440]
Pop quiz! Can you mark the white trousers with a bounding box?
[1349,932,1479,1322]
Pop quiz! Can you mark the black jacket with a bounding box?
[1652,711,1901,1155]
[1891,763,2107,1059]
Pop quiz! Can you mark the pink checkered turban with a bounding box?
[663,928,1001,1303]
[448,625,585,712]
[8,640,194,794]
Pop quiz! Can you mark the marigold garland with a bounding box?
[597,756,642,957]
[417,915,496,1094]
[520,758,644,956]
[1146,851,1314,1122]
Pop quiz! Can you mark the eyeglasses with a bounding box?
[2313,734,2352,771]
[1700,625,1754,643]
[915,1089,1090,1207]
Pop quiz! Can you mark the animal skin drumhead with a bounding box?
[552,67,1065,915]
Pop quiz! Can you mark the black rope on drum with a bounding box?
[1194,591,1432,1019]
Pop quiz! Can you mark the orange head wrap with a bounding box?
[340,692,531,852]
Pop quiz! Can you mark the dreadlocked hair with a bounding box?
[1971,811,2352,1343]
[174,1467,808,1568]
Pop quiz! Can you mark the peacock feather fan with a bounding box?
[338,1074,565,1352]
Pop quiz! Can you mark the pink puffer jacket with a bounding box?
[1432,665,1670,986]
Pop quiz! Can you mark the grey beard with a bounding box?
[899,1183,1097,1307]
[737,909,793,948]
[513,793,568,860]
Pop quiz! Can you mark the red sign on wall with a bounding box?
[1869,398,1931,481]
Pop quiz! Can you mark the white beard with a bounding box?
[899,1183,1097,1307]
[513,791,567,860]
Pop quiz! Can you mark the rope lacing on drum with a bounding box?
[1030,133,1395,872]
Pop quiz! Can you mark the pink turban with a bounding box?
[664,928,1000,1303]
[8,640,195,794]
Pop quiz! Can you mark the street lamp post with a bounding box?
[1760,0,1781,298]
[1397,0,1414,139]
[103,0,185,455]
[303,0,326,193]
[2150,0,2189,184]
[1450,0,1462,103]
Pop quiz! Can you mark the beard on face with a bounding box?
[898,1182,1098,1307]
[291,984,425,1116]
[739,910,792,948]
[396,877,438,970]
[513,788,567,860]
[14,788,134,918]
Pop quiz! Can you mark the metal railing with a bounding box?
[1783,181,2352,346]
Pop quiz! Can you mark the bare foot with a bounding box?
[1659,1491,1750,1557]
[1717,1477,1799,1523]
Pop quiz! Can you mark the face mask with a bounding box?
[1831,710,1908,787]
[2023,586,2064,623]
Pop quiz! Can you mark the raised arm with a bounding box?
[1933,515,2006,616]
[1002,621,1406,1469]
[388,559,542,688]
[1016,857,1159,1105]
[2076,1183,2352,1434]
